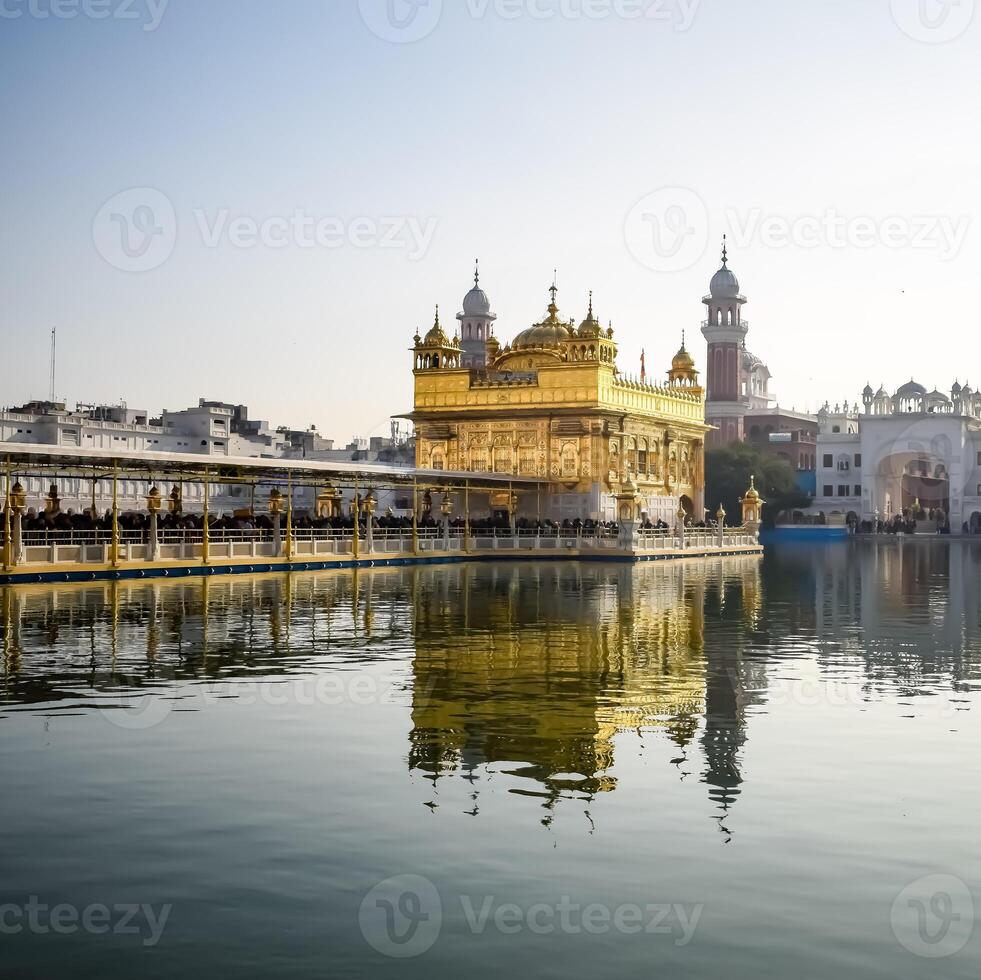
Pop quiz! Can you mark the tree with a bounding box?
[705,443,811,527]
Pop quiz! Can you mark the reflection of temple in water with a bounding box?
[406,559,765,827]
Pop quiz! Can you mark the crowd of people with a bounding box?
[5,507,717,540]
[854,508,952,535]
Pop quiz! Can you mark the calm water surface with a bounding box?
[1,542,980,978]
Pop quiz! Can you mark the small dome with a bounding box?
[461,262,493,316]
[952,380,962,395]
[926,389,950,403]
[673,346,696,373]
[424,307,450,346]
[896,379,927,399]
[742,475,762,503]
[863,384,874,397]
[462,285,491,316]
[710,264,740,300]
[875,385,889,399]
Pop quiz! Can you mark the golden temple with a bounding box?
[406,271,711,524]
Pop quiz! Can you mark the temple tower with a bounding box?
[457,260,497,368]
[701,239,749,444]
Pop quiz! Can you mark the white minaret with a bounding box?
[457,260,497,368]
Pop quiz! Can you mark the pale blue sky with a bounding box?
[1,0,978,440]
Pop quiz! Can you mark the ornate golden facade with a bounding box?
[406,280,710,521]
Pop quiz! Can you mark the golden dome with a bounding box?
[512,285,572,350]
[667,335,699,385]
[423,306,451,347]
[672,346,696,373]
[742,475,761,502]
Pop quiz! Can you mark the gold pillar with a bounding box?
[352,476,360,561]
[3,457,11,572]
[464,481,471,554]
[411,479,419,556]
[202,468,210,565]
[110,465,120,568]
[285,473,294,562]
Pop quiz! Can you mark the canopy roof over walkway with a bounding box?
[0,443,546,492]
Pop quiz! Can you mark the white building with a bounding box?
[806,381,981,532]
[0,398,290,514]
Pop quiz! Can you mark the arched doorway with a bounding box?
[970,512,981,535]
[680,495,695,521]
[876,452,950,518]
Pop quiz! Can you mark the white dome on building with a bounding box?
[896,380,927,399]
[463,285,491,316]
[461,260,493,316]
[710,263,740,300]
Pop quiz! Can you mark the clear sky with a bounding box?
[1,0,978,440]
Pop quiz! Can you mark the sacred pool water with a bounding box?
[1,542,979,979]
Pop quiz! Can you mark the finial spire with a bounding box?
[721,235,728,266]
[588,290,594,318]
[434,304,440,327]
[681,329,686,350]
[474,259,479,286]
